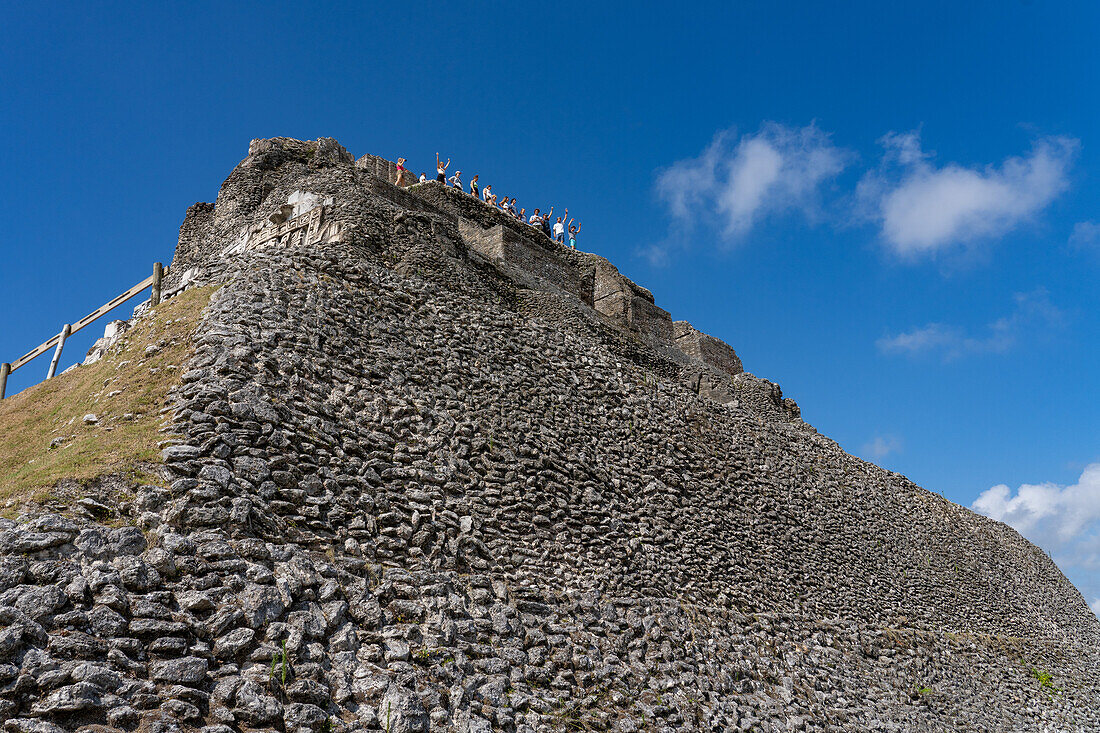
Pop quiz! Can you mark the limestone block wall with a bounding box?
[2,137,1097,732]
[459,221,594,306]
[362,176,455,220]
[160,240,1099,645]
[355,153,404,186]
[587,254,675,348]
[166,140,757,417]
[249,137,354,168]
[351,161,736,381]
[171,202,215,275]
[406,181,541,244]
[674,321,744,377]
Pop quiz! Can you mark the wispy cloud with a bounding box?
[656,122,852,240]
[637,242,670,268]
[858,132,1077,257]
[877,288,1063,361]
[862,434,902,461]
[1069,221,1100,251]
[973,464,1100,616]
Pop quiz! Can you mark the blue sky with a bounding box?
[2,1,1098,610]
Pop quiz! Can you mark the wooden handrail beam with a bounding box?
[7,264,168,374]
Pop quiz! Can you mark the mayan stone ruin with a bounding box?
[0,136,1097,732]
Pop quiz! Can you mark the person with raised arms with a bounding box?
[553,210,568,244]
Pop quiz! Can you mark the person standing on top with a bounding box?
[568,219,581,249]
[482,184,493,204]
[529,208,541,225]
[518,207,526,222]
[553,211,567,243]
[469,175,480,198]
[436,153,450,183]
[449,170,462,189]
[541,206,554,238]
[395,158,409,187]
[419,172,427,184]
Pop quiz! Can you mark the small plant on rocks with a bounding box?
[270,639,291,694]
[1030,667,1059,691]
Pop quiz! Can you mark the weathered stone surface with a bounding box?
[213,627,255,659]
[673,320,743,376]
[31,682,103,714]
[151,657,208,685]
[377,684,429,733]
[162,444,201,462]
[0,136,1096,732]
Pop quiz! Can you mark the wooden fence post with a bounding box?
[0,363,9,400]
[151,262,164,306]
[46,324,72,380]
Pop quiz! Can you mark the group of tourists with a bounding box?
[393,153,582,249]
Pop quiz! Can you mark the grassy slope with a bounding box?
[0,286,215,509]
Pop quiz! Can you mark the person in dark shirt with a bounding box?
[541,206,554,238]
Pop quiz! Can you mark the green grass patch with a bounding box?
[1029,667,1059,690]
[0,286,216,508]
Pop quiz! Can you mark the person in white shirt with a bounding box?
[448,170,462,189]
[418,172,427,184]
[529,208,541,225]
[553,211,567,243]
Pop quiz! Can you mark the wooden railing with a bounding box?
[0,263,167,400]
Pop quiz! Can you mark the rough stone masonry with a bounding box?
[0,136,1098,732]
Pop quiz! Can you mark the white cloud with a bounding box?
[877,288,1062,361]
[656,122,852,239]
[973,464,1100,615]
[637,242,670,268]
[858,132,1077,257]
[862,435,902,461]
[1069,221,1100,250]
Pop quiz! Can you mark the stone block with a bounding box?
[356,153,404,186]
[630,296,674,346]
[673,321,743,376]
[588,254,673,346]
[464,223,592,304]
